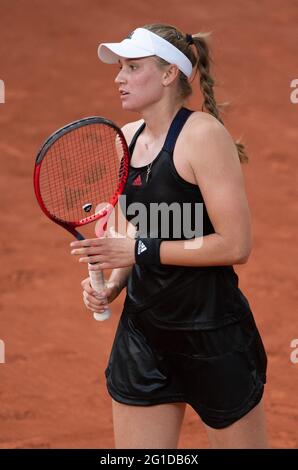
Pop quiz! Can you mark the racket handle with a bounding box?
[88,265,112,322]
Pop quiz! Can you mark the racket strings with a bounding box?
[39,124,128,223]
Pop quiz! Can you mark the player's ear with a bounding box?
[162,64,179,86]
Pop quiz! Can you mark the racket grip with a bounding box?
[88,265,112,322]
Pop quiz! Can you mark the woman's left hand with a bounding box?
[70,234,136,270]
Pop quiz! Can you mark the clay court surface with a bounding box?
[0,0,297,448]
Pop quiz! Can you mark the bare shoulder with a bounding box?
[186,111,232,142]
[121,119,144,146]
[183,111,240,171]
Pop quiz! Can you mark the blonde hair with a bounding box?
[142,23,248,163]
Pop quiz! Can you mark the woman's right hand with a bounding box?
[81,277,122,314]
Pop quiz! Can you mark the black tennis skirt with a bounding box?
[105,306,267,429]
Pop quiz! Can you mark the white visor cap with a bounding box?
[98,28,193,78]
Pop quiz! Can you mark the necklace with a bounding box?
[146,161,153,183]
[144,141,154,183]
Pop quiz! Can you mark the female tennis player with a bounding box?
[70,24,268,449]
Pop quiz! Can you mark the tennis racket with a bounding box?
[33,116,130,321]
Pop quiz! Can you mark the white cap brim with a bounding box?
[97,28,193,77]
[98,39,154,64]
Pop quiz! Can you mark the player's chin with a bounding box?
[120,101,135,111]
[120,97,140,112]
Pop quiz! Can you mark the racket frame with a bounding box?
[33,116,130,320]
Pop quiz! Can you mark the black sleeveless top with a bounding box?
[121,107,252,329]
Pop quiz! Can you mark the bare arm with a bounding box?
[160,117,252,266]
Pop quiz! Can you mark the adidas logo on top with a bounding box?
[137,240,147,255]
[132,174,142,186]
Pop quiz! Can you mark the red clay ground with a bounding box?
[0,0,297,449]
